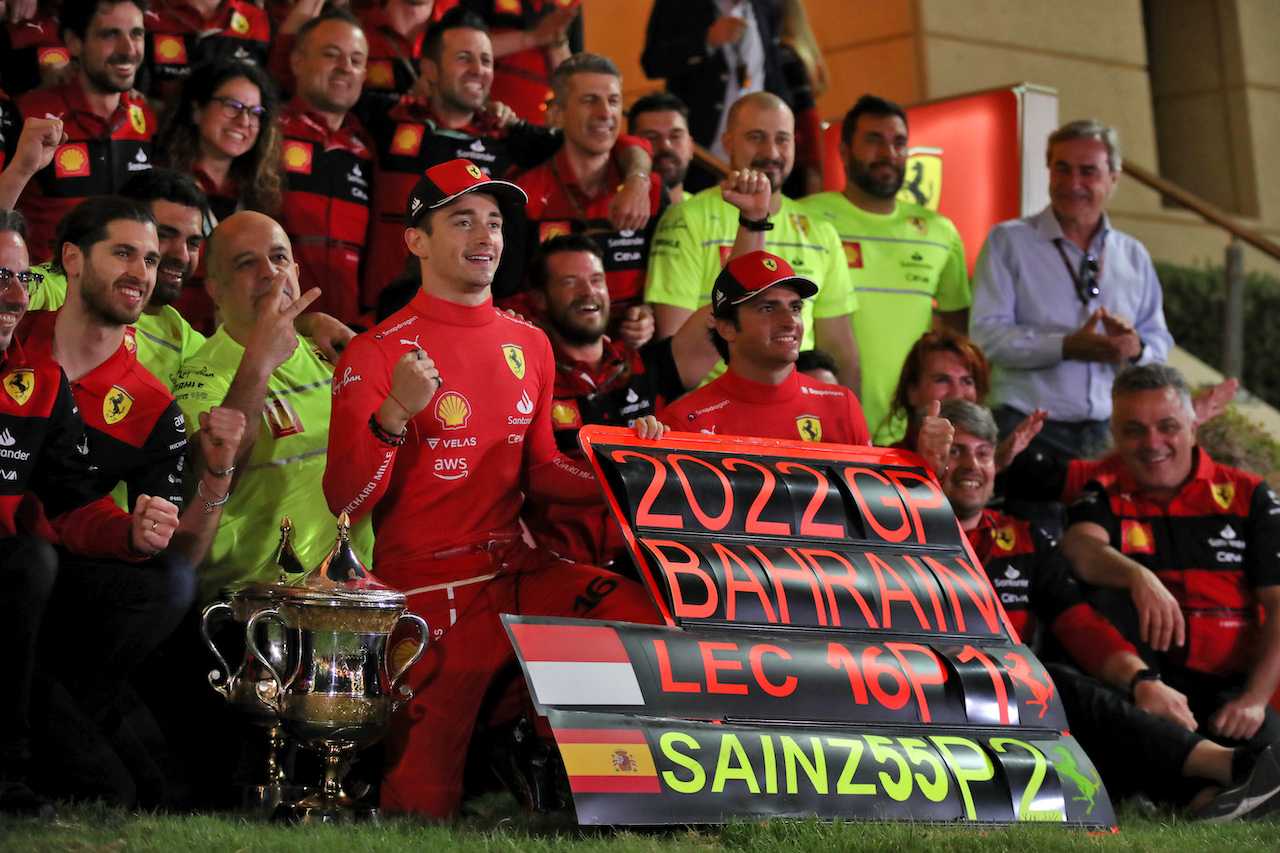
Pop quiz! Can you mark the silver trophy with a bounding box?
[246,513,429,822]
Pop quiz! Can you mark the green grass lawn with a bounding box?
[3,798,1279,853]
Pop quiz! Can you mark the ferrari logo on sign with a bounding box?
[897,147,942,211]
[796,415,821,442]
[762,258,777,272]
[993,525,1017,552]
[1212,482,1235,510]
[104,386,133,425]
[390,124,424,156]
[283,140,313,173]
[55,144,91,178]
[4,370,34,406]
[466,163,484,180]
[1121,520,1155,555]
[503,345,525,379]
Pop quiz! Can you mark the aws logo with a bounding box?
[434,457,468,480]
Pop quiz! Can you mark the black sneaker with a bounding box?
[0,778,55,818]
[1195,741,1280,822]
[488,718,565,812]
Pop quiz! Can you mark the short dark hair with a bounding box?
[840,94,908,145]
[422,6,490,63]
[0,210,29,243]
[627,91,689,128]
[526,233,603,291]
[710,305,741,363]
[294,8,363,55]
[796,349,837,377]
[1112,364,1193,416]
[53,197,157,274]
[550,52,620,102]
[60,0,148,41]
[119,168,211,220]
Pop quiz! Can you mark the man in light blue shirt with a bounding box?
[971,119,1172,460]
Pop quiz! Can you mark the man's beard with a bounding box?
[548,297,608,346]
[82,271,144,326]
[849,156,904,199]
[655,153,689,189]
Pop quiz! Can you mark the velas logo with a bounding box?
[795,415,821,442]
[435,391,471,430]
[55,144,91,178]
[466,164,484,180]
[390,124,424,156]
[4,369,34,406]
[154,34,186,64]
[1121,519,1155,555]
[104,385,134,425]
[1212,482,1235,510]
[503,344,525,379]
[762,258,777,272]
[283,140,313,173]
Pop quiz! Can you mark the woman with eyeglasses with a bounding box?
[154,59,284,223]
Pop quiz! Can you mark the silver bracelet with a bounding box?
[208,464,235,478]
[197,479,230,513]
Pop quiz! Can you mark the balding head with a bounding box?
[205,211,300,342]
[722,92,795,192]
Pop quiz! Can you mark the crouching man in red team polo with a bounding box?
[323,158,664,818]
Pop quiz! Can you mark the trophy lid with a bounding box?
[300,512,390,592]
[273,515,306,582]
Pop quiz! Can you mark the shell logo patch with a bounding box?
[390,123,424,156]
[466,163,484,180]
[104,386,134,425]
[435,391,471,430]
[265,397,304,438]
[496,0,521,13]
[154,34,187,64]
[993,525,1017,553]
[762,257,777,272]
[4,369,35,406]
[843,241,863,268]
[230,10,250,34]
[539,221,571,242]
[551,404,579,426]
[283,140,313,173]
[366,60,394,88]
[796,415,822,442]
[55,144,91,178]
[37,46,70,67]
[1212,482,1235,510]
[1121,520,1155,555]
[503,344,525,379]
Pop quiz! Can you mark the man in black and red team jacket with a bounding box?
[940,398,1280,818]
[520,233,719,570]
[14,0,156,261]
[278,10,375,326]
[0,210,189,816]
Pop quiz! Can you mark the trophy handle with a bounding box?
[388,613,430,702]
[245,607,286,709]
[199,601,234,697]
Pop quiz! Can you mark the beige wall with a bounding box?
[585,0,1280,277]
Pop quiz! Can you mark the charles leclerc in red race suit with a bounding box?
[324,159,661,818]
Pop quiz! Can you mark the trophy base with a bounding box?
[274,792,377,823]
[242,783,310,816]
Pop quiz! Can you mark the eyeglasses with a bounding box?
[1076,253,1100,304]
[0,267,43,296]
[211,97,266,123]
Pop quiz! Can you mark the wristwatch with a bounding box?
[1128,668,1162,698]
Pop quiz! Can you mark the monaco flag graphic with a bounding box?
[506,622,644,706]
